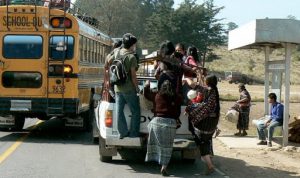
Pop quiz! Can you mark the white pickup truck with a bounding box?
[94,76,198,162]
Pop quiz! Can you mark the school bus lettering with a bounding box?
[3,16,42,27]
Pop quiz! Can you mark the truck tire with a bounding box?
[100,154,112,162]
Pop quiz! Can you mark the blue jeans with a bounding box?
[116,91,141,137]
[256,119,282,142]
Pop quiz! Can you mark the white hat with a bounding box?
[187,89,197,100]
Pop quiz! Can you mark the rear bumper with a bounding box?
[0,97,79,117]
[105,135,197,150]
[173,138,197,150]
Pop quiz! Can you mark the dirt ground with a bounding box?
[213,138,300,178]
[212,82,300,178]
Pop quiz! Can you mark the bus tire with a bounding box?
[92,118,99,144]
[14,115,25,131]
[82,109,93,132]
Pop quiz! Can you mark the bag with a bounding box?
[225,109,239,123]
[109,51,128,86]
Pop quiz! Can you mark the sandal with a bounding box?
[234,132,241,136]
[214,129,221,138]
[161,168,169,177]
[204,167,215,175]
[241,131,248,136]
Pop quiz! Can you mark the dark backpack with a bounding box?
[109,51,128,86]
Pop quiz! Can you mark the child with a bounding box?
[185,89,203,145]
[186,89,203,108]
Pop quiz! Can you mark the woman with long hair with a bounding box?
[144,79,182,176]
[186,46,200,66]
[185,75,220,175]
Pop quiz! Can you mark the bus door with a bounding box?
[0,33,47,97]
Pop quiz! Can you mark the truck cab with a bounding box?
[225,71,253,84]
[94,61,198,162]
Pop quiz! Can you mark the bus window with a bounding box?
[49,36,74,60]
[3,35,43,59]
[2,71,42,88]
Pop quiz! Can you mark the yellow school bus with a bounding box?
[0,2,112,130]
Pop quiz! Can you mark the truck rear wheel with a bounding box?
[100,154,112,162]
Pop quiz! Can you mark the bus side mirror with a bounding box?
[56,41,67,51]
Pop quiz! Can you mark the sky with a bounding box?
[174,0,300,26]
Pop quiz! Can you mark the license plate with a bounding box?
[10,100,32,111]
[52,85,65,93]
[65,117,84,127]
[0,116,15,126]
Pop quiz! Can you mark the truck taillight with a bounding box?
[105,110,113,127]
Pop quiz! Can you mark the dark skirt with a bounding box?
[194,128,214,156]
[237,107,250,130]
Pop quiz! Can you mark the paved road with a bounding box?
[0,118,228,178]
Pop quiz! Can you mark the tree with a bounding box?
[172,0,225,66]
[227,22,238,31]
[287,15,296,20]
[144,0,175,50]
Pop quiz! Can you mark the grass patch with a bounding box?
[220,94,238,101]
[220,94,264,102]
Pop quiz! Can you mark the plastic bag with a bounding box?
[225,109,239,123]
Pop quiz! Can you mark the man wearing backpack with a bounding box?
[113,33,141,139]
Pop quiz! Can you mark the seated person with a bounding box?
[255,93,284,147]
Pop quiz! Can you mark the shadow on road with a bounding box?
[98,147,299,178]
[0,118,95,145]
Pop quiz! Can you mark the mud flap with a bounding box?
[99,135,117,157]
